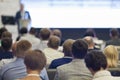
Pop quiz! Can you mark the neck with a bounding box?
[27,69,40,75]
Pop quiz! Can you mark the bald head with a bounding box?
[48,36,60,49]
[83,36,94,49]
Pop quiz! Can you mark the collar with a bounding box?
[93,70,111,79]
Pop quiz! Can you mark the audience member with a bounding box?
[16,27,28,41]
[83,36,99,52]
[0,38,13,60]
[52,29,64,46]
[17,50,46,80]
[54,39,92,80]
[85,50,120,80]
[1,31,12,39]
[49,39,74,69]
[20,27,40,49]
[84,29,104,50]
[0,40,49,80]
[0,38,14,69]
[39,28,51,51]
[106,28,120,46]
[43,36,64,66]
[104,45,119,68]
[0,27,7,46]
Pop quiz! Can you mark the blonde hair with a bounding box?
[104,45,118,68]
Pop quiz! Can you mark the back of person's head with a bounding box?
[110,28,119,38]
[1,31,12,39]
[72,39,88,59]
[104,45,118,68]
[0,27,7,39]
[84,29,96,37]
[83,36,94,48]
[63,39,75,57]
[48,36,60,49]
[24,50,46,71]
[52,29,62,38]
[40,28,51,40]
[85,50,107,74]
[29,27,36,35]
[15,40,32,58]
[20,27,28,35]
[1,38,12,51]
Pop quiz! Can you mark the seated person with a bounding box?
[49,39,74,69]
[85,50,120,80]
[0,38,14,69]
[39,28,51,51]
[106,28,120,46]
[0,40,49,80]
[18,50,46,80]
[43,36,64,66]
[0,38,13,60]
[54,39,92,80]
[104,45,119,68]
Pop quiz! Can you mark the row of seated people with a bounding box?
[0,27,120,80]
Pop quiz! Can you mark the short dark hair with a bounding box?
[20,27,28,35]
[85,50,107,72]
[48,36,60,49]
[24,50,46,70]
[72,39,88,59]
[110,28,119,37]
[1,31,12,39]
[84,29,96,37]
[1,38,12,51]
[40,28,51,40]
[0,27,7,39]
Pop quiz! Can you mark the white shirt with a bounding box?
[39,40,48,51]
[93,70,120,80]
[20,34,40,49]
[43,48,64,65]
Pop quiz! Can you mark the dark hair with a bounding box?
[40,28,51,40]
[84,29,96,37]
[1,31,12,39]
[0,27,7,39]
[48,36,60,49]
[29,27,36,35]
[20,27,28,35]
[24,50,46,70]
[85,50,107,72]
[72,39,88,59]
[1,38,12,51]
[110,28,119,37]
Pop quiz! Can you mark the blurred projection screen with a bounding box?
[21,0,120,28]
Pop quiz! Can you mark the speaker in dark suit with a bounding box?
[15,3,31,35]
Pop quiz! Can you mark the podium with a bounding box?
[19,19,30,28]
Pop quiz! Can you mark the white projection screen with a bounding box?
[21,0,120,28]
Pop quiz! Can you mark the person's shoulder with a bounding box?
[57,62,71,70]
[25,11,30,14]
